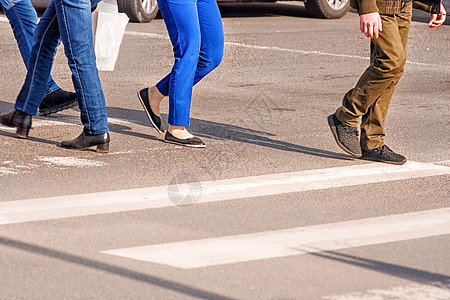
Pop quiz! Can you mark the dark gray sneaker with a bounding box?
[361,145,407,165]
[327,114,362,157]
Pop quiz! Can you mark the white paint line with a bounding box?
[124,31,168,40]
[38,157,108,167]
[0,161,449,226]
[0,116,134,131]
[123,30,446,68]
[323,280,450,300]
[0,167,18,176]
[0,16,445,67]
[102,207,450,269]
[0,124,16,131]
[224,41,442,67]
[433,160,450,167]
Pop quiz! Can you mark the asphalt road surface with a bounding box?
[0,2,449,299]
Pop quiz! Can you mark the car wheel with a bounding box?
[117,0,159,23]
[305,0,349,19]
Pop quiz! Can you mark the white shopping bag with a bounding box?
[92,0,129,71]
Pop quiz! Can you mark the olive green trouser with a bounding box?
[335,2,412,150]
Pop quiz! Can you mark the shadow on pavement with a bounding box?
[0,236,235,300]
[0,129,59,146]
[0,100,14,112]
[107,106,353,161]
[308,250,450,287]
[0,102,352,161]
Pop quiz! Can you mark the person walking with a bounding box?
[328,0,446,164]
[137,0,224,148]
[0,0,110,152]
[0,0,78,116]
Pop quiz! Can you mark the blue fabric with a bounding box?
[14,0,108,135]
[156,0,224,127]
[0,0,60,95]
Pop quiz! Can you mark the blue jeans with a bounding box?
[0,0,59,95]
[14,0,109,135]
[156,0,224,127]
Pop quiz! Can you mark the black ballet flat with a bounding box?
[0,109,32,138]
[164,131,205,148]
[60,132,110,153]
[137,88,164,134]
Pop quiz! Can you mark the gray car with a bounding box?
[117,0,349,22]
[33,0,349,23]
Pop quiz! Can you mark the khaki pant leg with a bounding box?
[361,3,412,150]
[335,3,412,149]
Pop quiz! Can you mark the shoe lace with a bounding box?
[380,145,391,154]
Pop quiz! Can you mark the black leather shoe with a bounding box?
[137,88,164,134]
[164,131,205,148]
[0,109,32,138]
[39,89,77,116]
[60,132,110,153]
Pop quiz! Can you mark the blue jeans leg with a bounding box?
[15,0,108,134]
[0,0,60,95]
[155,0,223,127]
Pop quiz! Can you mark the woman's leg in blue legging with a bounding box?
[156,0,200,127]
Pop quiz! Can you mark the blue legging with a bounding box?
[155,0,224,127]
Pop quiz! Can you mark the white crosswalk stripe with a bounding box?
[102,207,450,269]
[323,280,450,300]
[0,161,449,225]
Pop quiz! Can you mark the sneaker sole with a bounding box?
[137,91,164,135]
[327,114,362,158]
[39,100,77,116]
[360,156,407,165]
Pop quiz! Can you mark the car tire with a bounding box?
[305,0,350,19]
[117,0,159,23]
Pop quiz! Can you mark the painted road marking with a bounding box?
[0,161,449,225]
[102,207,450,269]
[38,157,108,167]
[0,157,107,177]
[0,116,136,131]
[124,30,447,68]
[323,280,450,300]
[0,16,446,68]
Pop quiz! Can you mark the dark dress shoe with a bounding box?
[39,89,78,116]
[0,109,32,138]
[60,132,110,153]
[164,131,205,148]
[137,88,164,134]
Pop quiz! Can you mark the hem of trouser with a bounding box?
[155,83,168,97]
[168,119,190,127]
[14,103,36,116]
[83,128,109,135]
[335,108,359,127]
[361,141,384,151]
[44,86,61,96]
